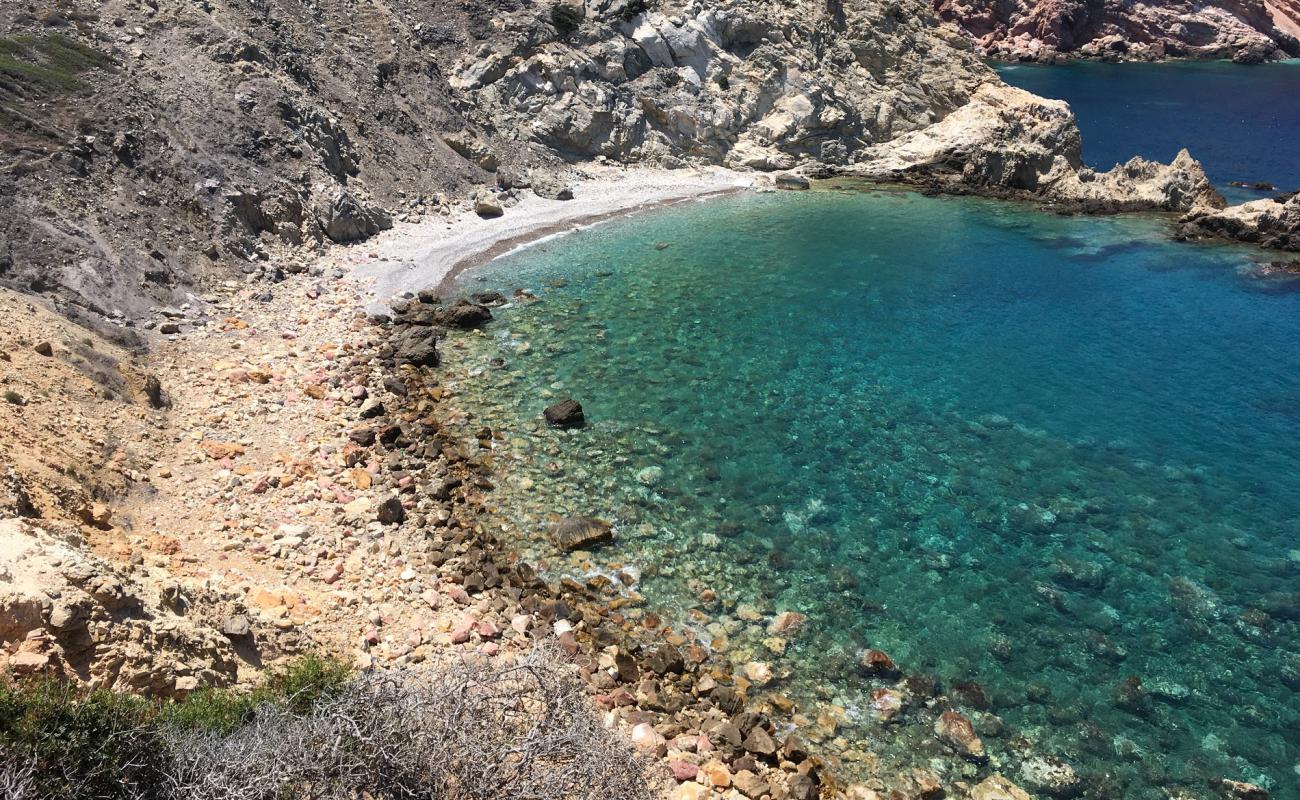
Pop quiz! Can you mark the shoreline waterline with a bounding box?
[353,166,755,310]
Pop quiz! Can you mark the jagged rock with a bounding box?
[376,496,406,524]
[144,374,169,409]
[1,468,37,517]
[544,398,585,428]
[0,518,242,697]
[318,192,393,243]
[222,615,252,638]
[440,299,493,328]
[1180,193,1300,251]
[33,341,53,356]
[854,83,1223,212]
[550,515,614,551]
[280,101,359,179]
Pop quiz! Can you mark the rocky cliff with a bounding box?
[2,0,1231,334]
[935,0,1300,62]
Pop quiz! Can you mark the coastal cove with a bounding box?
[435,187,1300,799]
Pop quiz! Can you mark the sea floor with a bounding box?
[438,189,1300,799]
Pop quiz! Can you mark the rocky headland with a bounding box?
[935,0,1300,62]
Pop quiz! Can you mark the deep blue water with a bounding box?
[998,61,1300,200]
[445,191,1300,799]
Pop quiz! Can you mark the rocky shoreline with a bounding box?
[370,280,1062,800]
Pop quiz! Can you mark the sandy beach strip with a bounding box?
[354,165,755,310]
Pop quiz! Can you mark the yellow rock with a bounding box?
[971,775,1032,800]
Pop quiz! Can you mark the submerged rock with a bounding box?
[971,775,1032,800]
[549,515,613,551]
[1019,754,1082,798]
[544,398,585,428]
[934,709,985,761]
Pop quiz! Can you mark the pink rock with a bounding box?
[476,619,501,639]
[450,614,476,644]
[696,734,714,753]
[363,628,380,646]
[510,614,532,634]
[480,642,500,656]
[667,760,699,782]
[446,585,471,605]
[322,563,344,585]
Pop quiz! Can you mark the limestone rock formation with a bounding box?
[935,0,1300,62]
[851,84,1224,212]
[447,0,996,168]
[1179,192,1300,251]
[0,518,262,696]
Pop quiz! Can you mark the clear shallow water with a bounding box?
[445,191,1300,798]
[998,61,1300,201]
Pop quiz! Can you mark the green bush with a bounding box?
[3,389,23,405]
[0,678,170,798]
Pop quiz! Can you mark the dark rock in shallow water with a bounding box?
[472,290,506,306]
[440,298,492,328]
[857,648,900,678]
[935,709,986,761]
[549,515,613,551]
[544,397,585,428]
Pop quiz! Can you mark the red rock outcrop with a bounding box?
[935,0,1300,62]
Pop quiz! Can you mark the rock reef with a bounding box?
[1179,192,1300,251]
[935,0,1300,62]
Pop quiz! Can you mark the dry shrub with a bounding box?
[0,757,36,800]
[164,645,653,800]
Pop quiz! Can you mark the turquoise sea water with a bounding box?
[446,191,1300,798]
[998,61,1300,200]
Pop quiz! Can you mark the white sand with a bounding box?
[352,165,755,310]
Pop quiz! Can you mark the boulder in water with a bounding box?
[549,515,613,551]
[544,397,585,428]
